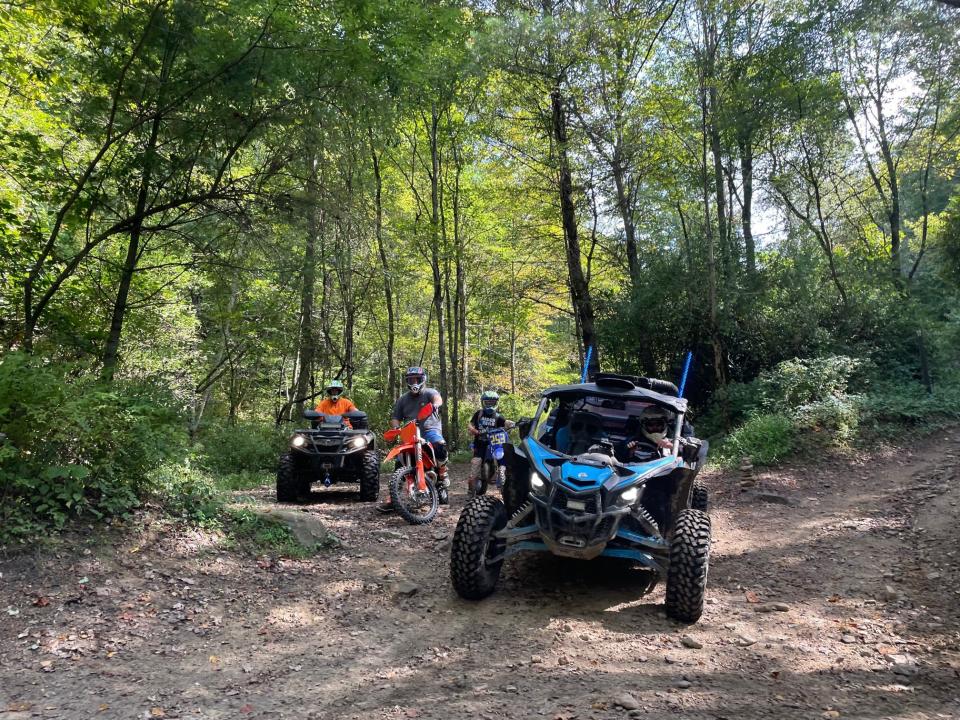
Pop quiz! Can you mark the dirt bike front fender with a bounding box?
[385,443,415,462]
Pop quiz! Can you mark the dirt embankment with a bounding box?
[2,429,959,720]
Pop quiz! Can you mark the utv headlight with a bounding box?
[617,486,640,506]
[529,471,547,495]
[291,435,307,448]
[346,437,366,450]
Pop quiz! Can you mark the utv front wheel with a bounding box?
[277,453,307,502]
[451,496,508,600]
[358,451,380,502]
[664,509,711,623]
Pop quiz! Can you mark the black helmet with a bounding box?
[404,366,427,395]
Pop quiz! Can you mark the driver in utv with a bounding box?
[378,367,451,512]
[315,380,358,427]
[616,405,674,463]
[467,390,514,497]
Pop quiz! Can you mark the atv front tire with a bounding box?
[277,453,308,502]
[358,450,380,502]
[451,496,508,600]
[389,467,439,525]
[664,508,711,623]
[691,481,709,512]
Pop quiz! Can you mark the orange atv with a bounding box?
[383,404,441,525]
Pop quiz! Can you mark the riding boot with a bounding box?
[437,465,450,505]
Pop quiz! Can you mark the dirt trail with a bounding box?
[2,429,960,720]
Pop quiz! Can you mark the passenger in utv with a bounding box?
[378,366,450,512]
[314,380,358,427]
[616,406,674,462]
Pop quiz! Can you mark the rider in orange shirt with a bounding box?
[315,380,357,426]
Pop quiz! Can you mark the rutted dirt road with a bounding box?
[2,429,959,720]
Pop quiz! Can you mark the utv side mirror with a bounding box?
[517,418,532,439]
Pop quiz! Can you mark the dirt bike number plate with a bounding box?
[566,499,586,511]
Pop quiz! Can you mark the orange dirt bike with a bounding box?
[382,404,441,525]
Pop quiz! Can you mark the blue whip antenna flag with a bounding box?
[678,350,693,398]
[581,345,593,383]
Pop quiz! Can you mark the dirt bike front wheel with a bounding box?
[389,466,439,525]
[477,460,495,497]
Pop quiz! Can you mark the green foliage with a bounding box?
[147,462,222,526]
[0,352,182,541]
[195,422,287,476]
[860,382,960,431]
[718,414,796,466]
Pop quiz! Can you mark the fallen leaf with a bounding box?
[7,703,32,712]
[745,591,760,603]
[150,707,166,718]
[208,655,220,665]
[828,594,842,603]
[33,596,50,607]
[98,704,109,712]
[239,704,254,714]
[591,702,608,710]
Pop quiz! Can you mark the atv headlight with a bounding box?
[346,437,366,450]
[291,435,307,448]
[529,470,547,495]
[616,486,640,506]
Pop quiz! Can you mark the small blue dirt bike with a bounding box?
[470,427,510,498]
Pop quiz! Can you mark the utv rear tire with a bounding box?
[451,496,508,600]
[665,509,711,623]
[358,451,380,502]
[691,481,709,512]
[277,453,306,503]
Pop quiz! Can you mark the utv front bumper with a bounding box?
[511,486,668,569]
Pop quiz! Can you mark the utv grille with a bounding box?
[551,488,599,514]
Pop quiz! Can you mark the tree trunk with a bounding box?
[427,106,450,433]
[551,86,599,376]
[101,84,166,378]
[611,159,640,285]
[740,136,756,275]
[293,147,320,419]
[369,136,396,398]
[701,82,725,392]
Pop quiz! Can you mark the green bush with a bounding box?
[755,355,864,411]
[720,413,796,466]
[147,462,222,525]
[794,395,862,442]
[0,352,183,541]
[195,421,286,475]
[860,381,960,430]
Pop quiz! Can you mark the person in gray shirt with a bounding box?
[378,366,450,512]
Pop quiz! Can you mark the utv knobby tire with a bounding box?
[277,453,306,503]
[389,467,439,525]
[450,496,508,600]
[664,509,711,623]
[691,481,709,512]
[358,451,380,502]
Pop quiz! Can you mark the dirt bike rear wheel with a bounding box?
[389,467,439,525]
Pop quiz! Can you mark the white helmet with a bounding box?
[640,406,670,444]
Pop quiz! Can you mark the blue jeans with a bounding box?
[422,428,448,464]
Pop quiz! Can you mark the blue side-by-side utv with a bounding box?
[450,373,711,623]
